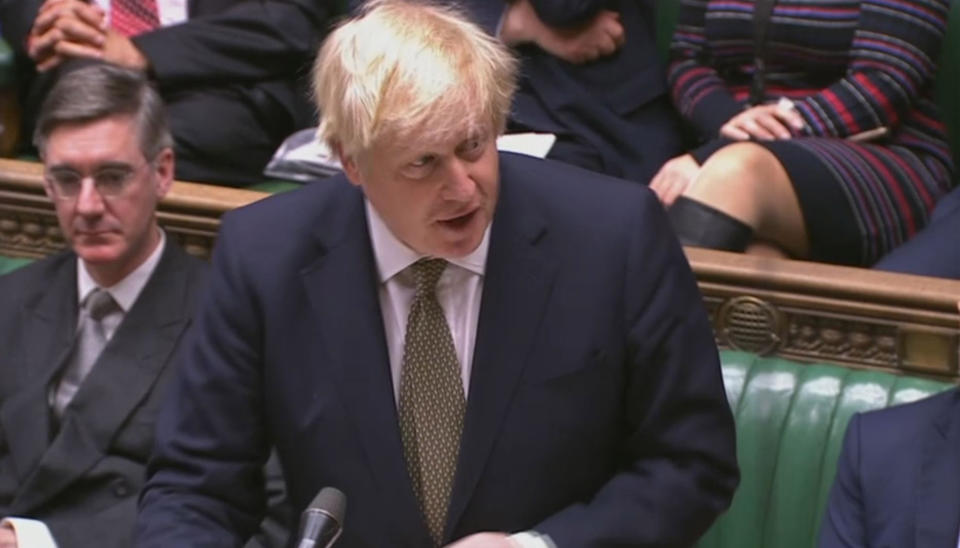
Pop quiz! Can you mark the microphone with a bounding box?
[296,486,346,548]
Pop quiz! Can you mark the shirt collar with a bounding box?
[365,200,489,284]
[77,229,166,312]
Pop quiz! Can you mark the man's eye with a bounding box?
[460,138,483,158]
[95,169,130,191]
[410,155,435,168]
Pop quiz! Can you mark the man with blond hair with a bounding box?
[136,2,738,546]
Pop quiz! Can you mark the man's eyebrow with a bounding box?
[47,161,134,172]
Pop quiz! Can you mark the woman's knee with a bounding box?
[689,143,782,202]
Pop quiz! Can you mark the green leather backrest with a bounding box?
[702,351,954,548]
[0,38,15,89]
[654,0,960,174]
[936,0,960,169]
[0,254,31,275]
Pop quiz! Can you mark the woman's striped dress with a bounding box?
[668,0,955,265]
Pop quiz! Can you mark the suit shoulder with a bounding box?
[499,152,661,228]
[0,251,73,303]
[501,152,655,203]
[220,177,358,241]
[856,389,958,444]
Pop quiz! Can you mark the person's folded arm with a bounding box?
[667,0,743,140]
[793,0,949,139]
[131,0,337,88]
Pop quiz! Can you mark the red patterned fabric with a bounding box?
[111,0,160,37]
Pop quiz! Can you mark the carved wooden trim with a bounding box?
[3,159,958,380]
[688,248,960,381]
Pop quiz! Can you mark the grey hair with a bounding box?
[33,61,173,160]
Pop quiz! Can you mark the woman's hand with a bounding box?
[720,103,804,141]
[650,154,700,207]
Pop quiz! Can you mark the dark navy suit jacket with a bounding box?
[136,153,737,547]
[820,389,960,547]
[0,0,336,184]
[458,1,683,183]
[873,186,960,279]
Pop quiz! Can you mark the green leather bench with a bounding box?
[701,351,952,548]
[0,254,30,276]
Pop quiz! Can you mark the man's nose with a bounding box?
[441,160,476,201]
[75,178,106,215]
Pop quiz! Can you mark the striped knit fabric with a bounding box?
[668,0,955,264]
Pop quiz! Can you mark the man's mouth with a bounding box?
[438,209,477,230]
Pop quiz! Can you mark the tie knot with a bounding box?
[411,258,447,295]
[85,288,120,321]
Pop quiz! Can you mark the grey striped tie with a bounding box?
[398,259,465,545]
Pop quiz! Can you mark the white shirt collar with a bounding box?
[77,229,166,312]
[365,200,489,284]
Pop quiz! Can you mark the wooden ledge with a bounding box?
[3,158,958,379]
[688,248,960,380]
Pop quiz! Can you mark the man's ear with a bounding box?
[335,142,363,187]
[153,147,175,199]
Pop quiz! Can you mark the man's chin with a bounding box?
[74,243,124,266]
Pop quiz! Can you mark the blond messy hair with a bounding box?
[313,0,518,157]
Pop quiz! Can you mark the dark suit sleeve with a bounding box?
[244,452,293,548]
[0,0,41,53]
[132,0,335,89]
[456,0,615,36]
[819,414,867,548]
[667,0,742,138]
[136,216,271,546]
[534,192,739,546]
[525,0,609,27]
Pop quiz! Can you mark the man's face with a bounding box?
[341,125,499,258]
[42,115,173,277]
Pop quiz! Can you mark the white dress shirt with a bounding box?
[92,0,188,27]
[366,201,487,404]
[365,203,552,548]
[2,232,166,548]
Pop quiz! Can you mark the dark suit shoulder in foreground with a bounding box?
[820,389,960,548]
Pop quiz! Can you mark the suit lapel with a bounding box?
[445,168,556,537]
[915,391,960,546]
[300,187,432,546]
[0,256,77,485]
[12,241,194,513]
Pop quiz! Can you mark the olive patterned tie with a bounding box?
[398,259,466,545]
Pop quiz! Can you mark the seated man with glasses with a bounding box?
[0,61,287,548]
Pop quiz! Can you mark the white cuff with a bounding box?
[2,517,58,548]
[509,531,555,548]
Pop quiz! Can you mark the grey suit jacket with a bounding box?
[0,238,208,547]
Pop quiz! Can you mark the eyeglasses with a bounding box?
[44,161,151,199]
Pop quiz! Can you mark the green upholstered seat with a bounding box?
[703,350,954,548]
[0,38,15,89]
[246,180,301,193]
[0,255,31,275]
[936,0,960,169]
